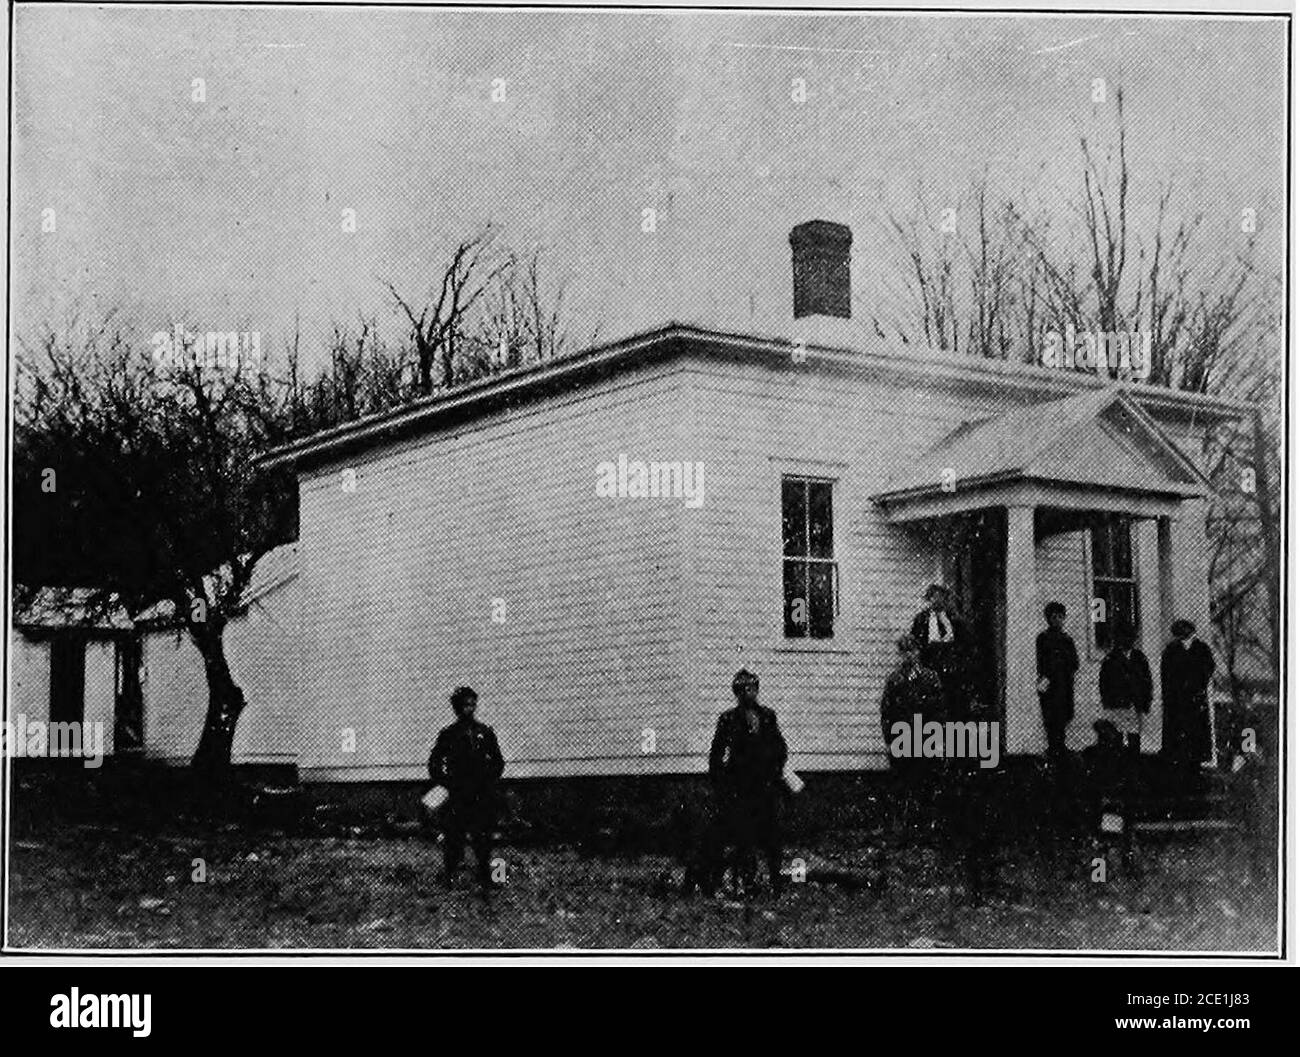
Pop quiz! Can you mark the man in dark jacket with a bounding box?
[1098,624,1152,755]
[707,668,789,895]
[428,686,505,887]
[910,584,968,720]
[1036,602,1079,764]
[1161,619,1217,779]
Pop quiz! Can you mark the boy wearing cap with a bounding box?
[707,669,789,896]
[428,686,505,888]
[1036,602,1079,765]
[1098,623,1153,756]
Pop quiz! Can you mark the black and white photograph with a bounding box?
[2,0,1290,965]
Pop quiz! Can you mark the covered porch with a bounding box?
[873,387,1213,756]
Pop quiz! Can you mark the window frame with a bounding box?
[778,470,842,646]
[1086,514,1140,655]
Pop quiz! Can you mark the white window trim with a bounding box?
[1083,518,1142,661]
[770,456,851,654]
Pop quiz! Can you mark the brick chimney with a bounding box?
[789,220,852,320]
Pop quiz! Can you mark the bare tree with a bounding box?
[877,87,1282,695]
[384,227,515,395]
[14,316,296,775]
[885,176,1023,359]
[465,247,578,375]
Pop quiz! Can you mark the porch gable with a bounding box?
[872,387,1209,522]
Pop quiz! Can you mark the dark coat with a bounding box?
[1098,647,1153,713]
[709,704,787,798]
[429,718,504,802]
[1161,638,1217,762]
[879,660,944,754]
[1036,627,1079,723]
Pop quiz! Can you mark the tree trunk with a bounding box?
[190,625,248,775]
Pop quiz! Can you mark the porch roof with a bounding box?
[872,387,1211,517]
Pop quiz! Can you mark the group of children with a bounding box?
[420,587,1219,896]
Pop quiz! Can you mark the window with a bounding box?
[1090,515,1138,649]
[782,476,838,639]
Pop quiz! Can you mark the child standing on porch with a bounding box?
[1036,602,1079,765]
[1098,624,1153,755]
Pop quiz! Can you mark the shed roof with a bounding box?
[12,587,134,632]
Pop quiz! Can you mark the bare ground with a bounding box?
[9,811,1276,951]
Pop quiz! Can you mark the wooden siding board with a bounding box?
[296,363,690,777]
[284,346,1224,779]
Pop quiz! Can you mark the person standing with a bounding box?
[1098,624,1152,755]
[428,686,505,889]
[910,584,968,720]
[707,669,789,896]
[880,633,945,823]
[1161,619,1217,779]
[880,633,945,754]
[1036,602,1079,764]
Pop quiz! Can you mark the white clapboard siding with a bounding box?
[680,357,1052,768]
[84,641,116,756]
[8,634,51,725]
[141,579,301,765]
[287,341,1221,779]
[678,355,1206,769]
[295,361,692,780]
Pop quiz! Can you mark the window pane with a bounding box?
[1091,522,1112,577]
[1093,582,1138,648]
[1116,582,1137,631]
[808,481,834,559]
[1094,583,1112,649]
[809,562,836,638]
[1112,519,1133,576]
[783,559,808,638]
[781,478,807,557]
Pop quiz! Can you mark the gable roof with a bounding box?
[873,387,1211,503]
[256,323,1252,473]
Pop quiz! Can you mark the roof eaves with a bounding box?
[257,324,686,472]
[257,323,1253,473]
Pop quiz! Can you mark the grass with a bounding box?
[6,763,1279,951]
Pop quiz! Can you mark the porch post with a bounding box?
[1004,503,1041,755]
[1157,515,1176,638]
[1168,498,1213,635]
[1138,519,1167,754]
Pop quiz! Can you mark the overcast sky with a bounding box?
[11,6,1287,363]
